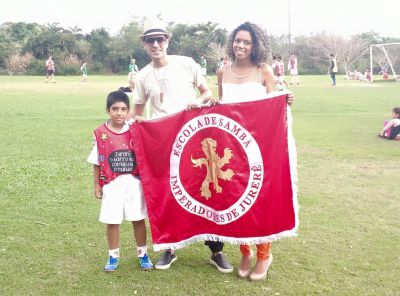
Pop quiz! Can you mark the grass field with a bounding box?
[0,75,399,296]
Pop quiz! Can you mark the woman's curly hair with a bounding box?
[226,22,271,66]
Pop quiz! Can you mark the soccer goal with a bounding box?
[370,43,400,82]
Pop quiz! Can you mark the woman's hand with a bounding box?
[287,92,295,106]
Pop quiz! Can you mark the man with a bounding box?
[80,62,88,85]
[45,55,55,83]
[133,21,233,273]
[288,53,299,85]
[328,53,338,86]
[199,55,209,80]
[128,58,139,91]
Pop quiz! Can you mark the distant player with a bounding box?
[128,59,139,91]
[45,56,56,83]
[80,62,88,84]
[288,53,299,85]
[273,55,288,90]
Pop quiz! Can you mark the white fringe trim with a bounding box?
[153,229,298,252]
[287,104,300,233]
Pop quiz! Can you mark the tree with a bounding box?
[168,22,227,73]
[87,28,110,63]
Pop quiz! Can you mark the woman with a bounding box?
[217,22,294,281]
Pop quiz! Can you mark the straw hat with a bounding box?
[140,20,172,41]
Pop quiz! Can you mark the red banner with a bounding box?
[132,94,298,251]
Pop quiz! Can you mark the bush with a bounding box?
[26,59,45,75]
[6,53,34,75]
[58,55,81,75]
[90,62,106,74]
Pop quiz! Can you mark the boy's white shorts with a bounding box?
[99,174,148,224]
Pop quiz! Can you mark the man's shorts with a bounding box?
[46,69,55,75]
[99,174,148,224]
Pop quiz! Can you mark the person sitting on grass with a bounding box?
[87,91,153,272]
[378,106,400,140]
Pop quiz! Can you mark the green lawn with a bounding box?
[0,75,399,295]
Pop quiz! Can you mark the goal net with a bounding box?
[370,43,400,82]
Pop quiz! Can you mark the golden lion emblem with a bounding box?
[191,138,235,199]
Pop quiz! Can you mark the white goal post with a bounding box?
[370,43,400,82]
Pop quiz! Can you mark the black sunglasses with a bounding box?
[144,37,167,45]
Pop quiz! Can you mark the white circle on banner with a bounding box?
[169,113,264,225]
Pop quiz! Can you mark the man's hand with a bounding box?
[209,97,220,106]
[186,98,202,110]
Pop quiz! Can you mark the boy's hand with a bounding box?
[94,184,103,199]
[134,115,145,123]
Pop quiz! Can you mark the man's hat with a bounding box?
[140,20,171,41]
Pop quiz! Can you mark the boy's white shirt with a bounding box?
[87,120,133,165]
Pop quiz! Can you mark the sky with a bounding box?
[1,0,399,38]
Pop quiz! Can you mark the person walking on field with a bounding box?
[133,21,233,273]
[328,53,338,86]
[288,53,299,85]
[199,55,209,80]
[45,55,56,83]
[217,21,294,282]
[80,62,88,85]
[128,58,139,91]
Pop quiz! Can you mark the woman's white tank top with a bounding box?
[221,66,267,103]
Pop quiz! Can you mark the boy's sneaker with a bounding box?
[210,252,233,273]
[138,254,154,270]
[155,250,177,270]
[105,256,119,272]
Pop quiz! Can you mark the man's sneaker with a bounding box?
[138,254,154,270]
[155,250,177,270]
[105,256,119,272]
[210,252,233,273]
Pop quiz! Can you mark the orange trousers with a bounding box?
[240,243,271,260]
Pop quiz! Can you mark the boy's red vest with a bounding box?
[94,124,139,187]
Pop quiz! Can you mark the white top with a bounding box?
[135,55,205,118]
[87,120,131,165]
[221,82,268,103]
[385,118,400,130]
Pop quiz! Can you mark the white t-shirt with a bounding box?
[135,55,205,118]
[385,118,400,129]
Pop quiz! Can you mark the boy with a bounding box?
[87,91,153,272]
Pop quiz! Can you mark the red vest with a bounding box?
[274,61,284,76]
[94,124,139,187]
[289,57,296,69]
